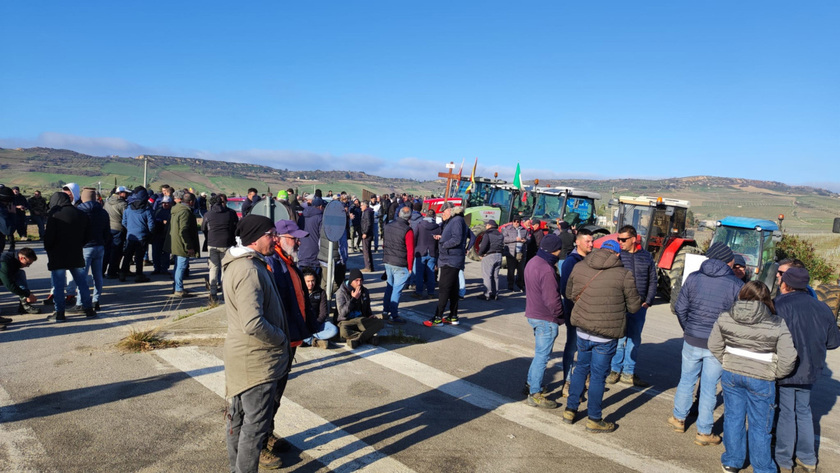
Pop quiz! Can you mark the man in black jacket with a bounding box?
[45,192,94,322]
[478,219,504,301]
[381,207,413,324]
[774,267,840,473]
[68,189,110,312]
[359,200,375,272]
[607,225,657,387]
[202,194,239,302]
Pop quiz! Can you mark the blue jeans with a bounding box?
[51,267,92,313]
[720,371,776,473]
[566,336,617,421]
[672,341,722,434]
[383,264,410,317]
[303,320,339,344]
[413,255,436,296]
[775,385,816,469]
[79,246,104,304]
[610,307,647,375]
[173,255,189,292]
[527,318,559,394]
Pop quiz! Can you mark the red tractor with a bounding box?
[596,195,699,301]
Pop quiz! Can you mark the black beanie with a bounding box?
[348,268,364,283]
[236,215,275,247]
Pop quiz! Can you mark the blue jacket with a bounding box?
[775,291,840,385]
[297,205,323,268]
[674,258,744,348]
[78,201,110,248]
[122,196,155,242]
[560,250,585,322]
[438,214,468,270]
[620,249,658,307]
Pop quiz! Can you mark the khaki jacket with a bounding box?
[222,247,290,399]
[566,248,642,339]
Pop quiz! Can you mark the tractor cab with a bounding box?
[531,187,604,234]
[612,196,692,259]
[485,184,533,226]
[710,217,782,288]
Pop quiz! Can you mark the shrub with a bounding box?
[776,234,836,283]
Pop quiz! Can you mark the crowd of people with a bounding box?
[3,182,839,473]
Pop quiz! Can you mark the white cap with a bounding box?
[116,186,128,193]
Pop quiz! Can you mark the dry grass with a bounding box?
[117,329,179,352]
[381,329,426,345]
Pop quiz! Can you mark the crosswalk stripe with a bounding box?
[332,344,696,473]
[154,346,415,473]
[0,383,50,472]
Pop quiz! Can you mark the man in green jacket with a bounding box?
[223,214,290,471]
[164,190,200,297]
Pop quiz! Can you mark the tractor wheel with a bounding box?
[468,227,485,262]
[657,245,702,303]
[815,284,840,328]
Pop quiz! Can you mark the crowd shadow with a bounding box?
[2,368,221,423]
[812,366,840,451]
[280,357,529,471]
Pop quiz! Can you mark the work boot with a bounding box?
[562,408,577,425]
[794,458,817,473]
[620,373,650,387]
[606,371,620,384]
[585,418,616,433]
[694,432,722,446]
[135,274,150,283]
[0,316,12,324]
[84,307,97,318]
[522,383,547,396]
[258,448,282,469]
[266,434,292,454]
[668,416,686,433]
[47,311,66,323]
[526,392,558,409]
[720,464,739,473]
[312,339,329,349]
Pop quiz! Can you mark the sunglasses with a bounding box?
[617,237,633,242]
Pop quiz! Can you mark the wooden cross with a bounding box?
[438,162,462,199]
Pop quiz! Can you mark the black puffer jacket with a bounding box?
[619,249,658,306]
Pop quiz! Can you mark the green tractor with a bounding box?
[529,186,607,235]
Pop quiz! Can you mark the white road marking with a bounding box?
[0,383,51,472]
[154,346,415,473]
[330,344,697,473]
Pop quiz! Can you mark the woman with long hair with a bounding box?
[708,281,798,473]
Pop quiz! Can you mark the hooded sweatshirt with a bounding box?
[122,190,155,242]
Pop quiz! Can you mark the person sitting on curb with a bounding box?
[302,268,339,348]
[0,247,40,328]
[336,268,385,348]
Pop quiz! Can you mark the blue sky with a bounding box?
[2,1,838,190]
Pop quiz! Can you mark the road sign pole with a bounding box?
[326,242,335,302]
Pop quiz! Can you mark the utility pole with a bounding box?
[143,156,148,188]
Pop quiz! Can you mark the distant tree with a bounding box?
[776,234,836,283]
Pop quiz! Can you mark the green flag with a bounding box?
[513,163,522,190]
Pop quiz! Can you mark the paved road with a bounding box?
[2,240,839,472]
